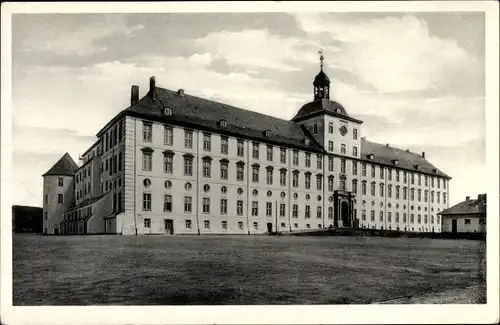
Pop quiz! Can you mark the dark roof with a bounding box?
[42,153,79,177]
[65,192,109,213]
[102,87,324,152]
[292,98,363,124]
[360,139,450,179]
[438,194,487,216]
[313,70,330,86]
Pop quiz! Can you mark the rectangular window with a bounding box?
[252,142,259,159]
[221,136,229,154]
[293,150,299,166]
[238,221,244,230]
[362,182,366,195]
[184,157,193,176]
[280,148,287,164]
[266,145,273,161]
[371,210,375,221]
[221,221,228,230]
[316,176,322,190]
[185,220,192,229]
[465,218,471,224]
[280,171,286,186]
[411,173,415,185]
[417,215,422,224]
[266,202,272,217]
[371,183,376,196]
[328,122,334,133]
[237,164,244,181]
[341,159,346,173]
[203,133,211,152]
[293,205,298,218]
[328,177,334,191]
[305,205,311,219]
[204,220,210,229]
[410,214,415,223]
[353,146,358,157]
[317,206,322,219]
[328,156,334,171]
[379,211,384,222]
[164,195,172,212]
[220,199,227,215]
[380,167,384,179]
[57,194,63,204]
[388,186,392,198]
[237,200,243,215]
[143,122,152,142]
[252,201,259,216]
[352,180,357,194]
[58,177,63,187]
[305,153,311,167]
[371,165,376,178]
[361,209,366,221]
[280,204,286,217]
[142,193,151,211]
[142,152,152,171]
[341,144,346,154]
[184,196,192,213]
[203,160,211,178]
[184,130,193,149]
[266,169,273,185]
[252,166,259,183]
[352,162,358,175]
[353,129,358,140]
[144,218,151,228]
[118,152,123,171]
[317,155,322,169]
[164,155,173,174]
[164,126,173,146]
[220,163,228,180]
[396,171,400,182]
[328,207,334,219]
[253,222,258,230]
[418,175,422,186]
[292,173,299,187]
[395,212,400,223]
[403,213,407,223]
[203,198,210,213]
[388,212,392,223]
[388,169,392,181]
[305,174,311,189]
[237,140,244,157]
[328,141,334,152]
[380,184,384,197]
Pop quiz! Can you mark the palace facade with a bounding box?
[42,62,451,235]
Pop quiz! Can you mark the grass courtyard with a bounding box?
[12,234,486,305]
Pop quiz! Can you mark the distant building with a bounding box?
[42,56,451,235]
[439,194,486,234]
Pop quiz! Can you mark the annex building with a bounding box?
[42,58,451,235]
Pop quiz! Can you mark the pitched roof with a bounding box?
[65,192,110,214]
[112,87,324,152]
[360,139,451,179]
[438,195,487,216]
[292,98,363,124]
[42,153,79,177]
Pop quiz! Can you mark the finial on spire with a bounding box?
[319,50,324,70]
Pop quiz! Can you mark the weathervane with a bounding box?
[319,50,324,70]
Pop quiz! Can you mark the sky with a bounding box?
[11,11,485,207]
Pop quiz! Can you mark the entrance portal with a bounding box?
[164,219,174,235]
[267,223,273,233]
[341,202,350,227]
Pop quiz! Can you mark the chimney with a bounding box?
[385,143,389,147]
[421,152,425,158]
[149,76,156,101]
[177,89,185,97]
[406,149,410,152]
[130,85,139,106]
[466,196,470,201]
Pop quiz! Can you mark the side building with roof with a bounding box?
[438,194,486,234]
[42,61,451,235]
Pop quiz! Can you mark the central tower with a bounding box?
[313,51,330,100]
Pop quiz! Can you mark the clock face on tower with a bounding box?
[339,126,348,136]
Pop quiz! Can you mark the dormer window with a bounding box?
[264,130,271,137]
[393,159,399,165]
[415,165,420,170]
[369,154,374,160]
[336,108,341,114]
[164,107,172,116]
[219,119,227,128]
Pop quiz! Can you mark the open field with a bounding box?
[12,234,486,305]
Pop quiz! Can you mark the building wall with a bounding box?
[87,192,113,234]
[442,214,485,233]
[43,175,75,234]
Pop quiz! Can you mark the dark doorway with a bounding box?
[341,202,350,227]
[54,228,59,235]
[451,219,457,234]
[165,219,174,235]
[267,223,273,233]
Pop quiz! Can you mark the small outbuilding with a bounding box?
[438,194,486,234]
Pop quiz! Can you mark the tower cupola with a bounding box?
[313,50,330,100]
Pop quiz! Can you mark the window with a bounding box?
[317,155,322,169]
[252,165,259,183]
[317,206,322,219]
[221,136,229,154]
[316,175,322,190]
[203,159,211,178]
[431,191,435,203]
[328,177,334,191]
[266,202,272,217]
[164,126,173,146]
[443,193,447,204]
[443,179,446,189]
[184,156,193,176]
[437,178,441,189]
[353,146,358,157]
[204,220,210,229]
[380,168,384,179]
[305,153,311,167]
[185,220,192,229]
[424,190,428,202]
[58,177,63,187]
[418,175,421,186]
[341,144,346,154]
[280,170,287,186]
[403,187,407,200]
[328,156,334,171]
[340,159,346,173]
[424,215,428,224]
[379,211,384,222]
[380,183,384,197]
[144,218,151,228]
[410,214,415,223]
[417,215,422,223]
[164,154,173,174]
[142,151,152,171]
[361,209,366,221]
[352,180,358,194]
[252,201,259,216]
[328,141,334,152]
[252,142,259,159]
[340,179,346,191]
[184,130,193,148]
[203,133,211,152]
[253,222,259,230]
[237,200,243,215]
[417,189,422,202]
[238,221,244,230]
[403,172,407,184]
[305,173,311,189]
[280,204,286,217]
[305,205,311,219]
[164,195,172,212]
[237,164,245,181]
[293,205,298,218]
[264,145,273,161]
[371,182,376,196]
[280,148,287,164]
[411,173,415,185]
[142,193,151,211]
[313,123,318,134]
[388,185,392,198]
[220,162,228,180]
[203,198,210,213]
[362,181,367,195]
[237,140,244,157]
[328,122,334,133]
[371,211,375,221]
[221,199,227,215]
[371,166,375,178]
[143,123,152,142]
[388,212,392,222]
[353,129,358,140]
[57,194,63,204]
[292,172,299,187]
[403,213,407,223]
[410,188,415,201]
[184,196,192,213]
[352,161,358,175]
[437,192,441,204]
[44,212,48,220]
[395,171,400,182]
[221,221,228,230]
[266,168,274,185]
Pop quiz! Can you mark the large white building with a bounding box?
[42,60,451,235]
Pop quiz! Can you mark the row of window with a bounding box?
[100,152,123,176]
[360,210,441,224]
[360,182,447,203]
[360,164,447,189]
[327,141,358,157]
[103,119,124,153]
